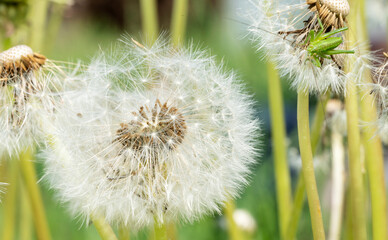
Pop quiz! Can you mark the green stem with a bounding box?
[91,214,118,240]
[27,0,49,51]
[2,157,19,240]
[297,90,325,240]
[19,147,51,240]
[171,0,188,46]
[352,0,388,239]
[286,92,329,240]
[154,221,168,240]
[118,224,130,240]
[20,178,33,240]
[344,76,367,240]
[266,61,292,240]
[140,0,158,43]
[224,200,244,240]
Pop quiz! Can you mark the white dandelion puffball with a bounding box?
[44,38,259,229]
[0,45,61,156]
[247,0,351,94]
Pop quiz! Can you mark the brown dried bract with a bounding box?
[0,45,46,86]
[115,99,187,152]
[307,0,349,29]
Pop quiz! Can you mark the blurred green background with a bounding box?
[0,0,386,239]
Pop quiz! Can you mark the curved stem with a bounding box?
[140,0,158,43]
[91,214,118,240]
[286,92,329,239]
[297,90,325,240]
[266,61,292,240]
[19,147,52,240]
[171,0,188,46]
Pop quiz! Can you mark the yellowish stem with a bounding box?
[91,214,118,240]
[351,0,388,239]
[20,178,33,240]
[19,147,51,240]
[2,157,19,240]
[118,224,130,240]
[297,90,325,240]
[171,0,188,46]
[154,220,168,240]
[224,200,244,240]
[267,61,292,239]
[27,0,49,51]
[140,0,159,43]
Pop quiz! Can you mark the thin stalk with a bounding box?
[2,157,19,240]
[353,0,388,239]
[171,0,188,46]
[224,200,244,240]
[27,0,49,51]
[140,0,158,43]
[118,224,130,240]
[167,223,177,240]
[154,221,168,240]
[266,61,292,240]
[344,69,367,240]
[286,92,329,240]
[19,147,51,240]
[20,178,33,240]
[91,214,118,240]
[297,90,325,240]
[328,131,345,240]
[344,2,367,239]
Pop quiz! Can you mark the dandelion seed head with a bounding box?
[44,38,260,230]
[0,45,62,156]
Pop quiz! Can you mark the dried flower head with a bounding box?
[0,45,62,155]
[44,38,259,229]
[307,0,350,29]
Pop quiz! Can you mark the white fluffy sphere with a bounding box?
[44,38,260,230]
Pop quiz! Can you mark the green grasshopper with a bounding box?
[305,18,355,68]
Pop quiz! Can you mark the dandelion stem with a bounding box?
[171,0,188,46]
[266,61,292,240]
[286,92,329,239]
[224,200,244,240]
[91,214,118,240]
[27,0,49,51]
[118,224,130,240]
[344,1,368,238]
[297,90,325,240]
[140,0,158,43]
[2,157,19,240]
[344,69,367,240]
[328,131,345,240]
[351,0,388,239]
[154,221,168,240]
[19,147,52,240]
[20,179,33,240]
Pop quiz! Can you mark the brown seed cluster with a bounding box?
[0,45,46,86]
[115,99,187,152]
[307,0,350,29]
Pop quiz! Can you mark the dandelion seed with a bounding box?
[0,45,63,156]
[44,38,260,230]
